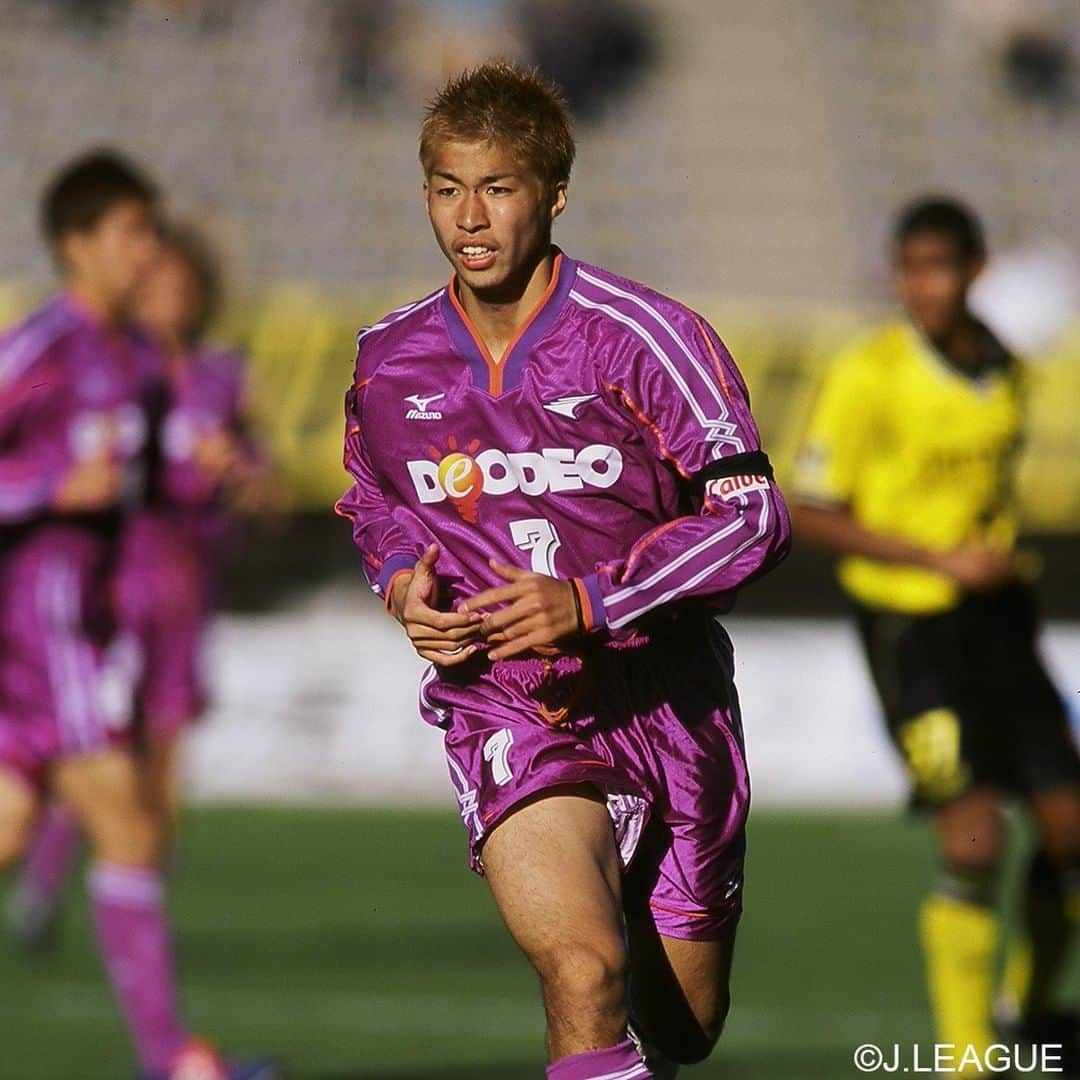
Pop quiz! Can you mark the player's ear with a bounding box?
[57,230,86,277]
[549,183,568,222]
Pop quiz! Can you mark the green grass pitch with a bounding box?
[2,807,1076,1078]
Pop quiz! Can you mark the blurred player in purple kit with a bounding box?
[10,221,265,928]
[120,221,266,824]
[337,64,790,1078]
[0,151,274,1080]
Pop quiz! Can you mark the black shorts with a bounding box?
[855,583,1080,807]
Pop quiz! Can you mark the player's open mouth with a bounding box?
[458,245,497,271]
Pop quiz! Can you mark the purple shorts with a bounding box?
[0,528,126,790]
[419,617,750,940]
[116,514,210,738]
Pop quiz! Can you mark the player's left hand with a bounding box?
[461,561,581,661]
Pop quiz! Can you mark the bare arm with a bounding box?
[791,501,1018,592]
[791,501,937,567]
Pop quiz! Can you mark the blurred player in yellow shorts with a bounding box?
[792,196,1080,1073]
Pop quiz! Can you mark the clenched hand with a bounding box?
[388,544,483,666]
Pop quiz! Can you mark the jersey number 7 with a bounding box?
[509,517,562,576]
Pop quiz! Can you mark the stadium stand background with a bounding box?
[1,0,1078,611]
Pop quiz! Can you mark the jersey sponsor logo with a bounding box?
[404,392,445,420]
[407,440,623,523]
[706,474,770,500]
[542,394,598,419]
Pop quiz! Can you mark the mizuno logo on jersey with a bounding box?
[404,392,445,420]
[407,443,623,523]
[542,394,598,419]
[706,474,771,500]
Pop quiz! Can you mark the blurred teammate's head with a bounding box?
[420,63,574,300]
[41,149,160,319]
[134,221,222,351]
[893,196,986,340]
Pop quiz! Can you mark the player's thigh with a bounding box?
[859,608,977,804]
[660,929,737,1036]
[934,787,1004,867]
[481,786,625,983]
[1028,786,1080,863]
[627,908,736,1060]
[0,768,39,870]
[140,733,183,826]
[50,748,160,868]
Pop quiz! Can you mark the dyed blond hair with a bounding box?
[420,62,575,191]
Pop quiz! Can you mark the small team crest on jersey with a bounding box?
[404,392,444,420]
[706,474,771,500]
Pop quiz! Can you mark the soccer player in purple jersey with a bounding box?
[0,152,273,1080]
[11,221,265,923]
[120,221,265,824]
[337,64,790,1078]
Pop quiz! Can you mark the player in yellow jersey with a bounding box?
[792,197,1080,1074]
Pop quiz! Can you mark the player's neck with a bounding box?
[64,279,122,329]
[931,312,984,373]
[456,247,556,363]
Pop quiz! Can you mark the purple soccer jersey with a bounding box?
[0,295,162,784]
[116,348,248,733]
[338,252,790,935]
[156,347,247,519]
[339,253,789,628]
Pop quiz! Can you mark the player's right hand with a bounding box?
[193,429,241,482]
[933,543,1018,592]
[390,543,484,665]
[51,457,123,513]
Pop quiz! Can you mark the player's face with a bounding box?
[63,198,160,316]
[424,139,566,299]
[133,248,203,345]
[896,233,982,340]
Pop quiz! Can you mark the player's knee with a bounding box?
[0,778,37,870]
[538,938,628,1015]
[653,989,730,1066]
[939,829,1003,870]
[86,803,161,868]
[1036,820,1080,870]
[936,792,1004,869]
[708,988,732,1045]
[0,830,28,872]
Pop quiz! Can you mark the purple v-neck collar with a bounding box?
[440,250,577,395]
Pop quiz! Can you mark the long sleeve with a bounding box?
[335,365,423,601]
[576,313,789,632]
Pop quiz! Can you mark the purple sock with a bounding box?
[89,862,188,1072]
[18,803,81,908]
[547,1038,653,1079]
